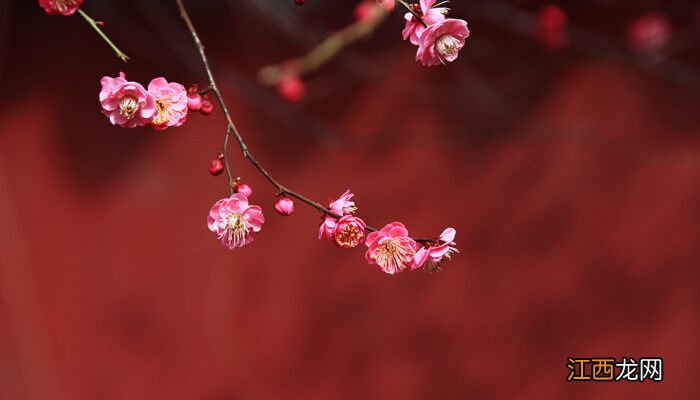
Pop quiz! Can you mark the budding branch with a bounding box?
[174,0,435,244]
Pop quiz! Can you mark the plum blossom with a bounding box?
[416,18,470,67]
[333,215,366,249]
[412,227,458,271]
[147,78,188,130]
[319,190,358,240]
[274,197,295,216]
[39,0,84,16]
[207,193,265,249]
[403,0,449,45]
[365,222,418,274]
[99,72,156,128]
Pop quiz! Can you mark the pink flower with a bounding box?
[416,18,470,67]
[333,215,366,248]
[274,197,295,216]
[319,190,358,240]
[207,193,265,249]
[365,222,418,275]
[403,0,448,45]
[319,215,338,241]
[627,13,671,52]
[329,190,357,215]
[412,227,458,271]
[39,0,84,16]
[147,78,188,130]
[99,72,156,128]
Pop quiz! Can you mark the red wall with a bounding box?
[0,1,698,399]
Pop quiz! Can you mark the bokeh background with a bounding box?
[1,0,699,399]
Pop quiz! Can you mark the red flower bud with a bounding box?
[234,183,253,198]
[208,158,224,176]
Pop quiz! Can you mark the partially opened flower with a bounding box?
[329,190,357,215]
[319,190,358,241]
[39,0,84,16]
[412,227,458,271]
[147,78,188,130]
[365,222,418,275]
[416,18,470,67]
[333,215,366,248]
[99,72,156,128]
[207,193,265,249]
[403,0,449,45]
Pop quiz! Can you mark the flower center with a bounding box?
[219,213,249,247]
[153,98,171,126]
[119,96,139,119]
[374,238,410,273]
[334,224,364,248]
[435,34,460,58]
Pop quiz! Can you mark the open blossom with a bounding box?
[319,190,358,240]
[100,72,156,128]
[39,0,84,16]
[412,227,458,271]
[207,193,265,249]
[403,0,448,45]
[416,18,470,67]
[365,222,418,275]
[333,215,366,248]
[147,78,188,130]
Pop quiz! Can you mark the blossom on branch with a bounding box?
[412,227,458,271]
[416,18,470,67]
[207,194,265,249]
[403,0,448,45]
[148,78,188,130]
[333,215,367,249]
[365,222,418,274]
[99,72,156,128]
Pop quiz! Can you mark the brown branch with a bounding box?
[174,0,435,245]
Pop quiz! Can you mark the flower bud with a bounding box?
[200,96,214,115]
[274,196,295,216]
[208,157,224,176]
[234,182,252,198]
[187,86,203,112]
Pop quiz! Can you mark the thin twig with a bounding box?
[174,0,435,244]
[77,9,129,62]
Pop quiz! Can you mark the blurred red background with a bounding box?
[0,1,698,399]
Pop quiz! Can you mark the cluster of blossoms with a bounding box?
[208,188,458,275]
[99,73,212,130]
[402,0,470,67]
